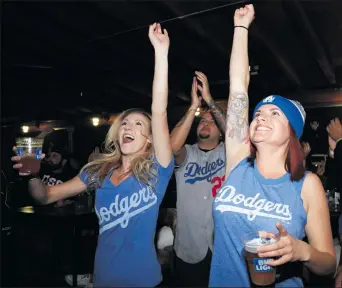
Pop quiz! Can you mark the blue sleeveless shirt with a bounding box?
[210,158,307,287]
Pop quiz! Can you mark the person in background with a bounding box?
[12,130,79,287]
[327,118,342,192]
[210,4,335,287]
[155,208,176,287]
[170,71,226,287]
[12,22,174,287]
[326,118,342,288]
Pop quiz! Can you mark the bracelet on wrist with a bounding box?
[208,102,216,108]
[234,25,248,31]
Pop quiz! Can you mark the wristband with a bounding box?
[234,25,248,31]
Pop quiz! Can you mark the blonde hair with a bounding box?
[80,109,157,191]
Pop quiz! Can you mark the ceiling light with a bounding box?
[92,117,100,126]
[195,108,200,116]
[22,126,29,133]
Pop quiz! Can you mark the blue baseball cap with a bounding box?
[253,95,306,139]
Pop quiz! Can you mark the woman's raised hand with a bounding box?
[234,4,255,29]
[148,23,170,55]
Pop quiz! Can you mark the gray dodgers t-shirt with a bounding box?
[174,142,226,263]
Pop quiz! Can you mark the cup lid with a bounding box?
[242,231,279,253]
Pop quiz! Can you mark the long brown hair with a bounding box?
[248,125,305,181]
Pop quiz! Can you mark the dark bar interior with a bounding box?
[1,1,342,287]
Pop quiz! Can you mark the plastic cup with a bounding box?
[15,137,44,176]
[242,231,279,286]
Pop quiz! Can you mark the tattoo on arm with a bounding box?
[226,91,249,142]
[208,102,226,134]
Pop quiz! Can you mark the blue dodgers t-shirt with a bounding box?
[78,156,174,287]
[210,158,307,287]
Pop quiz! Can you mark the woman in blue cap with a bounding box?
[209,4,336,287]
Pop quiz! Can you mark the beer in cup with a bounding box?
[15,137,44,176]
[242,231,279,286]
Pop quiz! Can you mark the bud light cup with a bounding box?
[242,231,279,286]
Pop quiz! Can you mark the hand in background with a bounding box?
[301,141,311,158]
[194,71,212,105]
[190,76,202,110]
[327,118,342,142]
[310,121,320,131]
[316,160,326,176]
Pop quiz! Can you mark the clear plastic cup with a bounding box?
[242,231,279,286]
[15,137,44,176]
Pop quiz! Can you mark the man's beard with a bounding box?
[43,159,64,172]
[198,132,210,139]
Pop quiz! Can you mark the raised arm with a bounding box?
[195,71,226,134]
[149,23,172,167]
[170,77,201,165]
[225,5,255,176]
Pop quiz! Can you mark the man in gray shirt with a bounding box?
[170,71,226,287]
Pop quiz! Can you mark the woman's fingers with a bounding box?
[258,241,284,253]
[11,155,21,162]
[258,247,289,258]
[267,255,291,267]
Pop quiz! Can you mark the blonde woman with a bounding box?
[12,23,174,287]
